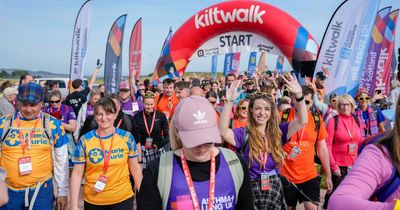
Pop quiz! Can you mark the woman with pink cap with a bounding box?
[138,96,254,210]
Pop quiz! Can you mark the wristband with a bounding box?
[295,95,304,102]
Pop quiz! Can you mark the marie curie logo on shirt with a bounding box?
[4,131,48,147]
[88,148,125,164]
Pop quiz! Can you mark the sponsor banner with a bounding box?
[104,15,127,93]
[165,1,318,76]
[360,7,391,95]
[190,31,283,60]
[257,51,267,74]
[373,10,399,96]
[211,55,218,80]
[315,0,380,97]
[248,52,257,77]
[129,18,142,82]
[231,52,241,75]
[69,0,92,82]
[275,55,284,73]
[223,53,233,76]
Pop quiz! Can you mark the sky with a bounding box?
[0,0,400,77]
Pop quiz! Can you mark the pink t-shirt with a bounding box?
[326,114,363,171]
[329,144,399,210]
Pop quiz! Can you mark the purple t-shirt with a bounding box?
[120,97,144,116]
[43,104,76,124]
[232,123,289,179]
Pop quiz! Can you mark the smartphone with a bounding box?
[283,89,289,97]
[96,59,102,68]
[375,89,382,95]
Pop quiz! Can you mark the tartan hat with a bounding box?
[17,82,44,104]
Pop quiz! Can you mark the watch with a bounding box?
[295,95,304,102]
[0,167,6,181]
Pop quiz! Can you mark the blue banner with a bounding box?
[104,14,127,93]
[275,55,284,73]
[211,55,218,80]
[223,53,233,76]
[248,52,257,77]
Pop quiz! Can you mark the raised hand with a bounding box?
[226,80,243,102]
[281,73,302,96]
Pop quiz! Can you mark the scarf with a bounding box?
[355,105,379,138]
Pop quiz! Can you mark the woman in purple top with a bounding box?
[329,98,400,210]
[218,75,308,210]
[43,90,77,166]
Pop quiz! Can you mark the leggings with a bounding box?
[84,196,134,210]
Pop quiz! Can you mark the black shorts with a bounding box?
[84,196,134,210]
[282,176,321,207]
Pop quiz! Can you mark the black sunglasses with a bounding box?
[239,106,247,110]
[50,100,61,104]
[119,89,130,93]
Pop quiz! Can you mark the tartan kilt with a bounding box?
[141,147,165,169]
[251,174,287,210]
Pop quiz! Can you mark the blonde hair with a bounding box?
[169,120,182,151]
[338,94,355,112]
[234,99,248,119]
[247,94,284,167]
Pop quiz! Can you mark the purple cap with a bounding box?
[119,81,130,90]
[173,96,221,148]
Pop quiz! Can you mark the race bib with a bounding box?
[18,157,32,176]
[288,146,301,160]
[132,102,139,112]
[93,175,108,193]
[261,172,270,191]
[348,143,357,155]
[145,137,153,149]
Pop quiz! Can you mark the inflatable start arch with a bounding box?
[155,0,319,80]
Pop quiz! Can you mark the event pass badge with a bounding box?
[261,173,270,191]
[18,156,32,176]
[145,137,153,149]
[93,175,108,193]
[288,146,301,160]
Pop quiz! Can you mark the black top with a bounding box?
[79,110,139,141]
[137,151,254,210]
[132,110,169,148]
[65,88,90,116]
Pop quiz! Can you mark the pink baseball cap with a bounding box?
[119,80,130,90]
[173,96,221,148]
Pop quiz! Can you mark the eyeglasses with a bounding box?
[220,99,227,103]
[239,106,247,110]
[339,103,351,107]
[305,100,311,105]
[50,100,61,104]
[358,96,370,101]
[140,88,145,91]
[119,89,130,93]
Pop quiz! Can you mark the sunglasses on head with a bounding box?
[144,92,155,99]
[252,91,273,99]
[119,89,130,93]
[358,96,370,101]
[50,100,61,104]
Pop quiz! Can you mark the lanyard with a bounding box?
[143,111,156,137]
[97,129,115,175]
[342,118,353,140]
[16,112,41,156]
[260,151,268,171]
[116,118,122,128]
[181,148,216,210]
[296,128,305,143]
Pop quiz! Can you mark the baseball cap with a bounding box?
[3,87,18,96]
[355,88,370,98]
[173,96,221,148]
[17,82,44,104]
[316,72,327,80]
[191,78,201,87]
[119,81,130,90]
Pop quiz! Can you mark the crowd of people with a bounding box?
[0,68,399,210]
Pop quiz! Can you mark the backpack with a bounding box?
[281,108,322,164]
[157,147,244,210]
[0,113,54,155]
[333,114,361,132]
[357,131,400,202]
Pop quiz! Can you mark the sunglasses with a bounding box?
[252,91,273,99]
[140,88,145,91]
[119,89,130,93]
[330,99,337,103]
[209,101,217,104]
[239,106,247,110]
[50,100,61,104]
[220,99,227,102]
[358,96,370,101]
[144,92,155,98]
[305,100,311,105]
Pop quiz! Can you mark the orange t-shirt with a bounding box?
[233,118,247,128]
[154,93,179,120]
[280,108,328,184]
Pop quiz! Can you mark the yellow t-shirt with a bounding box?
[73,128,138,205]
[0,113,67,189]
